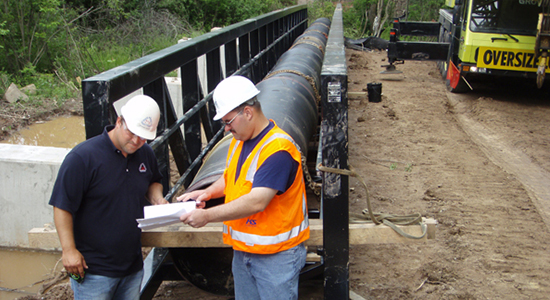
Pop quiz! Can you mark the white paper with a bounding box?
[136,201,196,230]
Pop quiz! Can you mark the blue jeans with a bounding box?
[232,243,306,300]
[70,269,143,300]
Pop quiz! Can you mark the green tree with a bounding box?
[157,0,291,31]
[0,0,69,75]
[342,0,445,38]
[307,0,335,24]
[407,0,445,21]
[0,21,8,49]
[0,0,297,95]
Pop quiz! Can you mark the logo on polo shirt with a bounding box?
[139,163,147,173]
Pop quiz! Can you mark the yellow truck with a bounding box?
[385,0,550,92]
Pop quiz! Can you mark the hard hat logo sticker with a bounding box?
[140,117,153,130]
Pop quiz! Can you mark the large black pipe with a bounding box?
[170,17,331,296]
[186,18,329,195]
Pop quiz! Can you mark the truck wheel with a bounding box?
[437,24,450,79]
[437,61,447,78]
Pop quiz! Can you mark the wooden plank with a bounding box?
[28,218,437,249]
[348,91,367,97]
[141,223,228,248]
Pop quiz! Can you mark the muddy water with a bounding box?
[0,248,63,300]
[1,116,83,299]
[1,116,85,148]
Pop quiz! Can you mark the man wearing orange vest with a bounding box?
[178,75,309,299]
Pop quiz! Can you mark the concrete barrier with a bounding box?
[0,144,70,247]
[0,77,185,248]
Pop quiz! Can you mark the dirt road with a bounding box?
[346,49,550,299]
[19,49,550,300]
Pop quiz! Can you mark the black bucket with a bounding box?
[367,82,382,102]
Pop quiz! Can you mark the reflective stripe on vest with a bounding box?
[226,139,241,169]
[224,194,309,246]
[245,133,300,182]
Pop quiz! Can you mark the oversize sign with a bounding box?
[477,47,550,73]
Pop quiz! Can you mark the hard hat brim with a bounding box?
[212,89,260,121]
[126,123,156,140]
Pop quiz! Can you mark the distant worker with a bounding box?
[177,75,309,300]
[49,95,168,300]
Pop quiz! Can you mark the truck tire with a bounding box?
[437,24,449,78]
[438,25,469,93]
[437,61,447,79]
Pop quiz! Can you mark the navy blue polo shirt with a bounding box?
[49,125,162,277]
[236,121,299,194]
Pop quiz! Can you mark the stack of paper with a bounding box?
[137,201,196,230]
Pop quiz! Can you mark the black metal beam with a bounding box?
[388,41,450,61]
[180,60,200,183]
[140,248,181,300]
[206,48,223,137]
[250,28,260,82]
[259,25,268,78]
[320,5,349,300]
[82,80,116,139]
[142,78,171,193]
[393,21,441,36]
[239,33,250,71]
[225,39,239,76]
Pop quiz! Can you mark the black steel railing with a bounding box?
[82,5,308,194]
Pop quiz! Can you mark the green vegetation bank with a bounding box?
[0,0,444,107]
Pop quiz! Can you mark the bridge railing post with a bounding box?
[320,4,349,300]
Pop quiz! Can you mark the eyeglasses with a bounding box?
[221,109,243,126]
[122,120,146,141]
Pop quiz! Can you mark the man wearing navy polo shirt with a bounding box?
[49,95,168,300]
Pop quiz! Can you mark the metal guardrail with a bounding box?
[320,4,349,299]
[82,5,308,194]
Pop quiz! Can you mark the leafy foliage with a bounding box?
[0,0,449,104]
[407,0,446,21]
[341,0,446,38]
[1,0,65,74]
[0,0,293,85]
[156,0,291,31]
[307,0,336,24]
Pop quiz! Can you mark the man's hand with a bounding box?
[54,207,88,279]
[62,247,88,278]
[177,190,211,204]
[180,209,209,228]
[177,175,226,205]
[147,182,168,205]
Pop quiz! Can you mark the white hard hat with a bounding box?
[212,75,260,120]
[120,95,160,140]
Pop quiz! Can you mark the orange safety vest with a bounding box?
[222,122,309,254]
